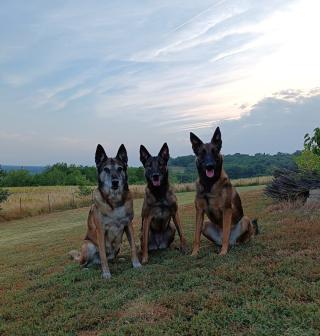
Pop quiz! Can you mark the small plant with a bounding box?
[77,185,92,197]
[0,188,10,210]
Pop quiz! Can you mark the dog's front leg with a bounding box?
[141,215,152,264]
[125,222,142,268]
[191,206,204,256]
[172,211,187,253]
[95,224,111,279]
[220,208,232,256]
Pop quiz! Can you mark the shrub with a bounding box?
[0,188,10,210]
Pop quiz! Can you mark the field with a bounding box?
[1,186,319,335]
[0,176,272,222]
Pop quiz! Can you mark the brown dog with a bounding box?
[70,144,141,279]
[139,143,187,264]
[190,127,258,256]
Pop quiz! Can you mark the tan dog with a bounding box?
[70,144,141,279]
[190,127,259,256]
[139,143,187,264]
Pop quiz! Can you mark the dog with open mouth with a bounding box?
[190,127,259,256]
[69,144,141,279]
[139,143,187,264]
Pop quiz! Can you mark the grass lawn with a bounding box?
[0,187,319,335]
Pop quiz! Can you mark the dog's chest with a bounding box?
[101,206,130,232]
[204,194,224,225]
[150,202,172,230]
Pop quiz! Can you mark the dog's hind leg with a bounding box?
[202,221,222,246]
[202,218,255,247]
[79,240,101,268]
[236,216,258,244]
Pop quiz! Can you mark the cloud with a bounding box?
[199,88,320,155]
[0,0,319,166]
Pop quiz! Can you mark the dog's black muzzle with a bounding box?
[111,179,119,190]
[152,173,160,182]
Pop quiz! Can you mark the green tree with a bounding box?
[304,127,320,155]
[295,127,320,173]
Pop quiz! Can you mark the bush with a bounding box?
[0,188,10,210]
[77,185,93,197]
[294,150,320,173]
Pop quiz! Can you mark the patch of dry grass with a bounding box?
[0,178,270,222]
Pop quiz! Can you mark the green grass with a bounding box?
[0,188,319,335]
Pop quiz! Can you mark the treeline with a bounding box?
[169,152,299,181]
[0,152,298,187]
[0,163,147,187]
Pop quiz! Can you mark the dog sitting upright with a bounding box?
[139,143,187,264]
[70,144,141,279]
[190,127,258,256]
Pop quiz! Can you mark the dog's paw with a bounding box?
[101,271,112,279]
[132,260,142,269]
[219,249,228,256]
[191,249,199,257]
[141,256,149,265]
[179,241,188,254]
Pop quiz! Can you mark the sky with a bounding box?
[1,0,319,166]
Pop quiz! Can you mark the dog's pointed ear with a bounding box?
[140,145,151,166]
[95,144,107,167]
[211,127,222,152]
[116,144,128,167]
[158,142,169,163]
[190,132,203,155]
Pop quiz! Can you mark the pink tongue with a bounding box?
[152,180,160,186]
[206,169,214,178]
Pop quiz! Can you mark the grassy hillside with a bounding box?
[1,187,319,335]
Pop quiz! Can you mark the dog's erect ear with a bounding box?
[158,143,169,163]
[140,145,151,166]
[211,127,222,152]
[190,132,203,155]
[95,144,107,167]
[116,144,128,167]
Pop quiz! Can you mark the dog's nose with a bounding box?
[152,174,160,181]
[112,180,119,189]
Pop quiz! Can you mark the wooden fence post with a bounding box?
[48,194,51,212]
[20,197,22,213]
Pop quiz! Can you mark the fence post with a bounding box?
[48,194,51,212]
[72,193,75,208]
[20,197,22,213]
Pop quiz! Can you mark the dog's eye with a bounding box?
[104,167,110,174]
[117,167,123,173]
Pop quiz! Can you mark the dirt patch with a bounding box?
[116,299,172,323]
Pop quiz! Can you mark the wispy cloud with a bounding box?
[0,0,319,165]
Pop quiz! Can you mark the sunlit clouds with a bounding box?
[0,0,319,165]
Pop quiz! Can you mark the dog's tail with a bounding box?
[69,250,81,261]
[252,218,259,235]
